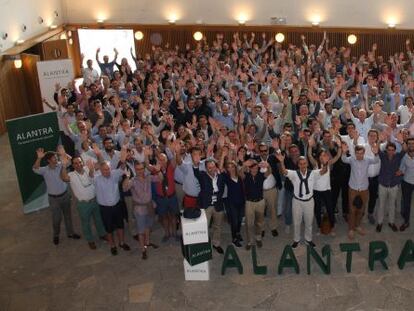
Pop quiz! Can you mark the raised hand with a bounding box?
[56,145,66,157]
[36,148,45,159]
[86,159,95,172]
[92,143,102,157]
[274,151,285,163]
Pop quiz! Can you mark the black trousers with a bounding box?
[314,190,335,228]
[401,181,414,224]
[331,168,350,215]
[225,200,245,240]
[368,176,379,215]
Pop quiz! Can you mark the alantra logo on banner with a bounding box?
[42,69,69,79]
[16,127,54,143]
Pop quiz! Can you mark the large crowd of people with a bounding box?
[34,31,414,260]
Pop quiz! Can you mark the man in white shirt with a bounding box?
[276,153,328,248]
[81,54,100,86]
[340,123,365,157]
[397,96,413,125]
[61,156,109,250]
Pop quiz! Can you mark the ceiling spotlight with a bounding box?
[50,24,58,30]
[67,30,72,37]
[15,39,25,45]
[60,33,67,40]
[238,19,246,25]
[193,31,203,41]
[311,21,320,27]
[38,16,44,24]
[168,19,176,25]
[388,23,396,29]
[97,19,104,24]
[134,31,144,41]
[68,38,73,45]
[347,34,357,45]
[275,33,285,43]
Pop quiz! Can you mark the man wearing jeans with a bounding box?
[341,144,380,239]
[194,159,225,254]
[376,142,404,232]
[242,159,271,250]
[399,138,414,231]
[33,147,80,245]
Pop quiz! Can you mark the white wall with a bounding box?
[61,0,412,29]
[0,0,63,52]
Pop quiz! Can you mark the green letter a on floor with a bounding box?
[368,241,388,271]
[339,243,361,273]
[278,245,299,275]
[307,245,331,275]
[251,246,267,275]
[221,245,243,275]
[398,240,414,270]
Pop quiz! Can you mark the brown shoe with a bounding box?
[355,227,366,236]
[88,242,97,250]
[400,223,410,232]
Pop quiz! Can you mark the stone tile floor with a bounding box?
[1,133,414,310]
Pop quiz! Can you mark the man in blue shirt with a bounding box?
[96,47,118,79]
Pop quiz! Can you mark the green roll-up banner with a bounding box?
[6,112,60,214]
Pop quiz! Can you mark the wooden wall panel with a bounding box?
[21,54,42,114]
[64,24,414,78]
[0,59,31,134]
[0,54,42,134]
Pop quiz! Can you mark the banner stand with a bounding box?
[6,112,60,214]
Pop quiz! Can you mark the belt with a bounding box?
[293,195,313,202]
[263,187,276,192]
[380,184,397,188]
[99,203,119,208]
[247,198,263,202]
[79,198,96,203]
[175,180,183,185]
[48,190,67,198]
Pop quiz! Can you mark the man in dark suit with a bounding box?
[194,159,225,254]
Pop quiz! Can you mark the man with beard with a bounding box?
[102,137,121,169]
[60,156,110,250]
